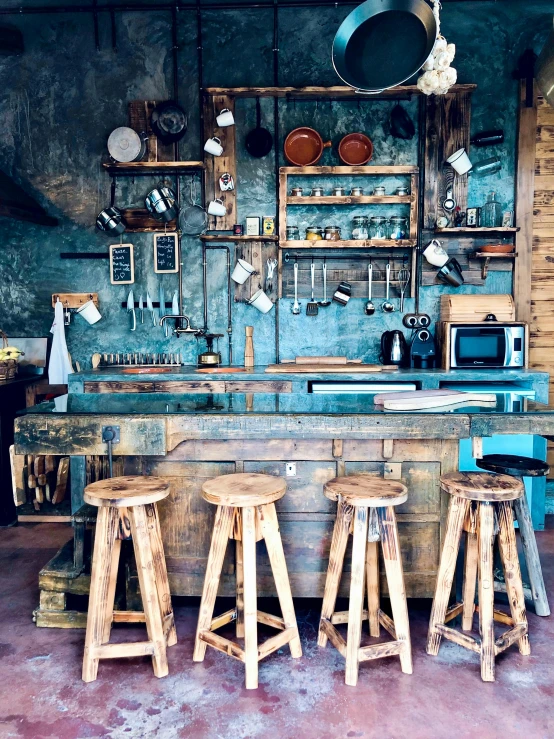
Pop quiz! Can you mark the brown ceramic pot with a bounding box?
[284,128,331,166]
[338,133,373,166]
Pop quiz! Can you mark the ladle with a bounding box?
[365,262,375,315]
[382,262,395,313]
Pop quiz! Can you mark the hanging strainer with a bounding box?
[179,176,207,236]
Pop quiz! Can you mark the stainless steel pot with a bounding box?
[96,206,126,235]
[145,186,179,222]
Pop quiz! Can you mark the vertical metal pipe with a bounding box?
[92,0,100,50]
[205,245,233,364]
[110,8,117,51]
[273,0,280,363]
[415,94,426,316]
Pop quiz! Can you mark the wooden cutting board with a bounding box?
[374,389,496,410]
[266,364,399,373]
[280,356,363,365]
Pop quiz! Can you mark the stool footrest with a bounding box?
[474,604,515,627]
[112,611,146,624]
[319,618,347,658]
[93,641,156,659]
[378,610,397,640]
[358,640,405,662]
[435,624,480,653]
[257,610,285,630]
[495,623,527,655]
[331,609,368,625]
[257,627,296,661]
[199,631,245,662]
[210,608,237,631]
[444,603,464,624]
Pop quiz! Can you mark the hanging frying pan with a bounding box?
[245,97,273,158]
[151,100,188,144]
[537,21,554,108]
[332,0,437,93]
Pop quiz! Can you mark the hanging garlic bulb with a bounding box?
[417,2,457,96]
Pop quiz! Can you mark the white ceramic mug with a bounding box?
[423,239,449,267]
[76,300,102,325]
[207,198,226,217]
[231,258,255,284]
[447,147,473,175]
[247,289,273,314]
[216,108,235,127]
[204,136,223,156]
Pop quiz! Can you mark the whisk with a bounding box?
[398,265,411,313]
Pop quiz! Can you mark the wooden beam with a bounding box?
[204,84,477,100]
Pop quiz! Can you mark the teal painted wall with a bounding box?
[0,1,550,367]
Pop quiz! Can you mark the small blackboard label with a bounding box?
[154,233,179,274]
[110,243,134,285]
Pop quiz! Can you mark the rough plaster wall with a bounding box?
[0,2,550,368]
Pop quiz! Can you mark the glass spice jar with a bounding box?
[286,225,300,240]
[369,215,389,240]
[332,186,346,196]
[324,226,341,241]
[395,185,409,196]
[290,187,303,197]
[350,186,364,196]
[373,185,386,196]
[306,226,323,240]
[352,215,369,240]
[389,215,408,240]
[310,186,324,197]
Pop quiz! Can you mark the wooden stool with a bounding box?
[318,475,412,687]
[475,454,550,616]
[82,476,176,683]
[427,471,530,682]
[193,473,302,689]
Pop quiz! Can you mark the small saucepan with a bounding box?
[338,133,373,165]
[145,186,179,222]
[284,127,332,166]
[96,179,126,234]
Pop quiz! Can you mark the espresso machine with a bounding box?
[410,328,436,368]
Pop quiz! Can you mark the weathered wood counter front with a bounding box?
[14,391,554,601]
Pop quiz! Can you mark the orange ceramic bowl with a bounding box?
[338,133,373,166]
[284,127,331,166]
[479,244,515,254]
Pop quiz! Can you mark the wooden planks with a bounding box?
[203,94,236,230]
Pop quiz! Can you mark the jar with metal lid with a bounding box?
[286,225,300,240]
[369,215,389,240]
[373,185,386,196]
[350,186,364,196]
[290,187,303,197]
[395,185,409,196]
[310,186,324,197]
[324,226,341,241]
[332,186,346,196]
[389,215,408,240]
[351,215,369,240]
[306,226,323,240]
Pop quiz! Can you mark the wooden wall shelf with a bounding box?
[52,293,99,308]
[201,234,278,242]
[470,251,517,279]
[279,240,417,249]
[435,227,519,234]
[281,165,418,176]
[204,84,477,100]
[103,161,205,176]
[287,195,411,205]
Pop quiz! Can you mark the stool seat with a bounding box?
[476,454,550,478]
[324,475,408,507]
[440,471,523,502]
[84,476,170,508]
[201,472,286,507]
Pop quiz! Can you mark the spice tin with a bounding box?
[233,224,243,235]
[263,216,275,235]
[466,207,480,227]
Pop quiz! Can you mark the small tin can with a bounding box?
[233,224,243,235]
[502,210,514,227]
[350,186,364,196]
[373,185,386,196]
[332,186,346,196]
[310,186,324,197]
[395,185,409,196]
[263,216,275,235]
[290,187,303,196]
[466,207,480,227]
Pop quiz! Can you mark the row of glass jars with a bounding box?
[290,185,410,197]
[287,215,409,241]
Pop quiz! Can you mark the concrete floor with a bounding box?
[1,522,554,739]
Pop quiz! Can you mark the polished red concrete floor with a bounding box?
[1,521,554,739]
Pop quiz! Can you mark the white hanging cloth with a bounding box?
[48,299,73,384]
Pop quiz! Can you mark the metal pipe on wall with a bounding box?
[273,0,280,363]
[204,244,233,364]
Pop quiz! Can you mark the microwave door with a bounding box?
[452,327,507,367]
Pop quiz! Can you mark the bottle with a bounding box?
[480,191,503,227]
[470,129,504,147]
[470,157,502,178]
[244,326,254,368]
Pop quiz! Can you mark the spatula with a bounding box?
[306,261,318,316]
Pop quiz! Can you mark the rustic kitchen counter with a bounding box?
[14,391,554,603]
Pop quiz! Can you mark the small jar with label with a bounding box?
[373,185,386,196]
[310,186,324,197]
[324,226,341,241]
[369,215,389,240]
[350,186,364,196]
[389,215,408,240]
[306,226,323,240]
[332,186,346,196]
[395,185,409,196]
[286,225,300,240]
[290,187,303,197]
[352,215,369,240]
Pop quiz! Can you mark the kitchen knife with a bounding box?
[138,294,144,324]
[127,289,136,331]
[159,284,169,337]
[146,291,157,326]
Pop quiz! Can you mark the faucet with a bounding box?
[159,314,204,336]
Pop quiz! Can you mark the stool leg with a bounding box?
[377,505,412,675]
[130,505,168,678]
[193,504,235,662]
[235,533,245,639]
[258,503,302,658]
[497,501,531,656]
[345,505,369,687]
[101,536,121,644]
[366,541,380,638]
[242,506,258,690]
[318,499,354,648]
[513,493,550,617]
[427,496,470,656]
[82,506,120,682]
[145,503,177,648]
[478,502,495,682]
[462,529,478,631]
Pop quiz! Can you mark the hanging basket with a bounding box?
[0,332,21,381]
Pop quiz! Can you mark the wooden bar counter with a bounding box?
[13,381,554,605]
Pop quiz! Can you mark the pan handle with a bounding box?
[323,141,332,149]
[355,88,385,95]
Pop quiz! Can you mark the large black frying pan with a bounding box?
[245,97,273,158]
[332,0,437,92]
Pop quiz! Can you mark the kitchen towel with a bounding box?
[48,299,73,385]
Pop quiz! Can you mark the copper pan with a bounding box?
[284,127,331,166]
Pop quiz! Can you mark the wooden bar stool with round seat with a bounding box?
[193,473,302,690]
[427,471,530,682]
[318,475,412,687]
[82,476,177,683]
[475,453,550,617]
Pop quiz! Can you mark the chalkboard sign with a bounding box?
[109,243,135,285]
[154,233,179,274]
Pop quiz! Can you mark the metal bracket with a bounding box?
[102,426,120,444]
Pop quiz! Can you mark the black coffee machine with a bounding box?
[410,328,436,369]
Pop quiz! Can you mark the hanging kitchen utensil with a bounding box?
[146,291,157,326]
[291,261,301,315]
[159,285,168,337]
[398,262,411,312]
[127,289,136,331]
[179,177,207,236]
[537,21,554,107]
[245,97,273,158]
[382,262,395,313]
[306,261,319,316]
[138,294,144,324]
[284,127,331,166]
[145,185,179,223]
[151,100,188,144]
[172,290,179,316]
[319,260,331,307]
[390,103,415,139]
[365,262,375,315]
[96,179,126,235]
[332,0,437,92]
[107,127,147,163]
